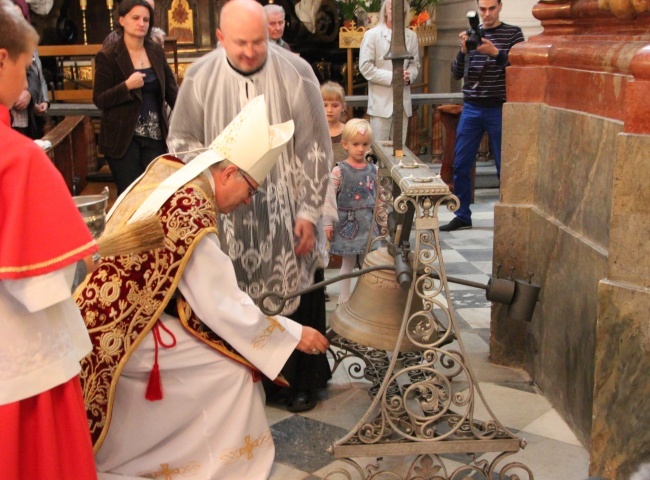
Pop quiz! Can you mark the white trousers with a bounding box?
[369,112,409,143]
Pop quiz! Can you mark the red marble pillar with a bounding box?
[496,2,650,479]
[508,0,650,133]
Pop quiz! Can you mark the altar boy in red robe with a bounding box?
[0,2,99,478]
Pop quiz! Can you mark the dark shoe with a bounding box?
[439,217,472,232]
[287,390,317,413]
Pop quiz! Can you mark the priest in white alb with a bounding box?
[75,96,329,480]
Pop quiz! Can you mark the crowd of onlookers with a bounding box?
[2,1,531,479]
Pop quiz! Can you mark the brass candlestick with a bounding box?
[80,0,88,45]
[107,0,114,31]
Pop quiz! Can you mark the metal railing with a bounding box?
[345,92,462,107]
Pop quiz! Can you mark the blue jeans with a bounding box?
[452,102,503,223]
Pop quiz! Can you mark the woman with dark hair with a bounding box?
[94,0,177,194]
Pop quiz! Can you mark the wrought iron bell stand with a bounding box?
[322,142,535,480]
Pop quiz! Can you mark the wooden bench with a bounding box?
[37,44,103,103]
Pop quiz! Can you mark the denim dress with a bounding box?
[330,161,378,256]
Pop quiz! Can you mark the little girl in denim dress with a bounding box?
[324,119,376,304]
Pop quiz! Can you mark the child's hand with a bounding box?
[13,90,31,110]
[33,102,48,114]
[325,226,334,241]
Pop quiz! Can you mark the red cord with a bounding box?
[145,320,177,401]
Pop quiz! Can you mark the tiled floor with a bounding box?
[266,189,591,480]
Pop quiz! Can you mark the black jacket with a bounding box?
[93,37,178,158]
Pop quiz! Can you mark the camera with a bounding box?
[465,11,484,51]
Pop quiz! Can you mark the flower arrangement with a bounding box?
[409,0,440,15]
[410,10,430,26]
[338,0,361,20]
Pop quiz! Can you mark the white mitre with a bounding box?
[205,95,294,184]
[109,95,294,223]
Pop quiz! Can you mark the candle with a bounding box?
[80,0,87,10]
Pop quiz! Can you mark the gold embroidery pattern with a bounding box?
[153,463,180,479]
[218,430,274,465]
[0,239,96,274]
[252,316,286,349]
[177,297,258,372]
[148,460,202,479]
[177,282,291,388]
[76,158,218,452]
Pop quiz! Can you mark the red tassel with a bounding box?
[145,363,163,401]
[144,320,176,401]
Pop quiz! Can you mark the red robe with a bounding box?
[0,105,97,279]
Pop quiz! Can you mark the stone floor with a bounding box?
[265,189,591,480]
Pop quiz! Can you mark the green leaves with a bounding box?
[338,0,360,20]
[410,0,440,15]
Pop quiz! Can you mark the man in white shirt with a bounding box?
[359,0,420,141]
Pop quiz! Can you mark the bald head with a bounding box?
[218,0,268,73]
[220,0,265,31]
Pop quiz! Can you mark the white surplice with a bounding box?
[0,264,91,406]
[95,234,302,480]
[167,45,332,316]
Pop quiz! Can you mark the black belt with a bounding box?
[163,293,179,318]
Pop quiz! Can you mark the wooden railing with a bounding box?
[42,116,97,195]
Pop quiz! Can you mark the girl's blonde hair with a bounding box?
[320,81,346,105]
[342,118,373,143]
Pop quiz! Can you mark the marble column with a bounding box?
[494,1,650,479]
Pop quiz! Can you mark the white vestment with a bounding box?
[167,45,332,315]
[95,234,302,480]
[0,264,91,405]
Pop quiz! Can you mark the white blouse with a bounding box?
[0,263,92,405]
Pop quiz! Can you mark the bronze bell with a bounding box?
[330,247,445,352]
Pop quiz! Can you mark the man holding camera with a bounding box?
[439,0,524,232]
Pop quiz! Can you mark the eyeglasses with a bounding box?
[240,171,258,197]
